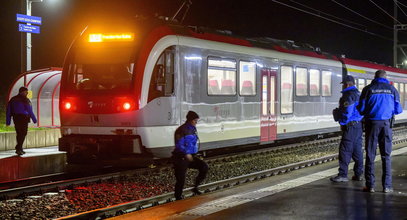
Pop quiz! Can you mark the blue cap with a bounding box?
[341,75,355,84]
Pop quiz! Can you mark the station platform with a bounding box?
[112,147,407,220]
[0,146,66,182]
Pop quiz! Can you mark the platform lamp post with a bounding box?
[24,0,43,72]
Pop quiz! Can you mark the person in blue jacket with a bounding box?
[357,70,402,193]
[6,87,37,155]
[172,111,208,200]
[331,75,364,182]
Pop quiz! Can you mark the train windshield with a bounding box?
[66,45,135,93]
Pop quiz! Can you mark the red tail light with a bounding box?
[64,102,72,110]
[123,102,131,110]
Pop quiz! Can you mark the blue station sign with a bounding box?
[18,24,40,34]
[16,13,42,25]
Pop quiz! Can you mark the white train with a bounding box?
[58,19,407,162]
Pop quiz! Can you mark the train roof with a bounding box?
[341,58,407,75]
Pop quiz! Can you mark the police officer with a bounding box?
[358,70,402,193]
[331,75,364,182]
[173,111,208,200]
[6,87,37,155]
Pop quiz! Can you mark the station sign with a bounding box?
[16,13,42,25]
[18,24,40,34]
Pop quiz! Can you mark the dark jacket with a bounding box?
[357,78,403,120]
[334,85,363,125]
[173,122,199,155]
[6,94,37,125]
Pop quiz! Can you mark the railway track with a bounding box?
[1,126,407,219]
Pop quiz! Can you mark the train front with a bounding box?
[59,22,146,163]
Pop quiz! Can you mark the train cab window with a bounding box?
[309,69,320,96]
[208,58,236,95]
[322,71,332,96]
[295,67,308,96]
[239,61,256,96]
[357,79,365,91]
[148,47,175,102]
[281,66,293,114]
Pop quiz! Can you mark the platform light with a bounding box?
[88,33,134,42]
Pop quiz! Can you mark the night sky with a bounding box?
[1,0,406,96]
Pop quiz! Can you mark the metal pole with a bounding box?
[26,0,32,71]
[394,1,398,67]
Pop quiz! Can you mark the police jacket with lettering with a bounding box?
[173,122,198,155]
[357,78,403,120]
[336,86,363,125]
[6,94,37,125]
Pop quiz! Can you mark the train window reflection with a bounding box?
[309,69,320,96]
[322,71,331,96]
[296,67,308,96]
[239,61,256,96]
[281,66,293,114]
[208,58,236,95]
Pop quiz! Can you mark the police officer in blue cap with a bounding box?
[6,87,37,155]
[358,70,402,193]
[331,75,364,182]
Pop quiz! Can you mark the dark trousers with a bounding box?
[338,122,363,177]
[364,120,392,189]
[13,115,29,151]
[173,154,208,199]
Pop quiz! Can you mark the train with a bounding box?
[58,18,407,163]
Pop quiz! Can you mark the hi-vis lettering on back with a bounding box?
[371,89,391,94]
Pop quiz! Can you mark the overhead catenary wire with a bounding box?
[368,0,401,24]
[394,0,407,18]
[397,0,407,9]
[288,0,366,29]
[271,0,393,41]
[330,0,393,30]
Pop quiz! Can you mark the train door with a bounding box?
[260,68,277,142]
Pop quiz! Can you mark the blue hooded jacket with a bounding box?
[6,94,37,125]
[335,85,363,125]
[357,78,403,120]
[173,122,199,155]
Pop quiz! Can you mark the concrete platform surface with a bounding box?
[112,147,407,220]
[0,146,66,182]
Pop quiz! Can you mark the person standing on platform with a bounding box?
[331,75,364,182]
[358,70,402,193]
[172,111,208,200]
[6,87,37,156]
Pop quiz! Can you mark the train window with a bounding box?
[262,75,268,115]
[394,82,399,92]
[208,58,236,95]
[295,67,308,96]
[281,66,293,114]
[239,61,256,96]
[366,79,372,85]
[148,47,175,102]
[322,71,332,96]
[358,79,365,91]
[400,83,405,108]
[309,69,320,96]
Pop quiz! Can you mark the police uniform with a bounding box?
[332,80,364,182]
[358,75,402,192]
[173,111,208,200]
[6,87,37,155]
